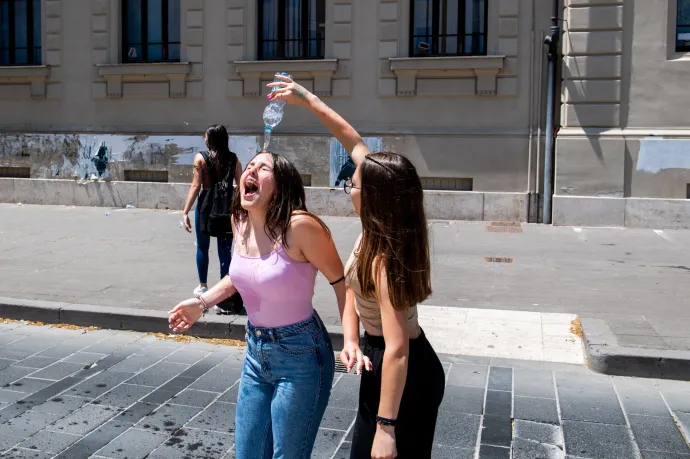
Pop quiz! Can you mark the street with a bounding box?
[0,322,688,459]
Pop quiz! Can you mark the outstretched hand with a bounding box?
[266,74,316,107]
[168,298,204,332]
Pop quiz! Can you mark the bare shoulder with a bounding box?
[289,211,329,238]
[193,152,206,168]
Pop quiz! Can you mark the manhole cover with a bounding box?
[485,256,514,263]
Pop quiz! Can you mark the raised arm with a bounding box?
[268,75,370,166]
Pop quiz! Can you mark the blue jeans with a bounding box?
[235,312,335,459]
[195,190,232,284]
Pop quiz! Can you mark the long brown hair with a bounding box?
[231,151,330,247]
[351,153,431,311]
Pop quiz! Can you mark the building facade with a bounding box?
[0,0,688,226]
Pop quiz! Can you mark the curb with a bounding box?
[581,318,690,380]
[0,297,346,351]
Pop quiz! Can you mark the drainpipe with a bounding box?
[542,0,561,224]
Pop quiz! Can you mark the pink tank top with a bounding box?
[228,244,317,328]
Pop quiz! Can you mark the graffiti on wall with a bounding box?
[329,138,382,187]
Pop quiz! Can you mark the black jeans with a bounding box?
[350,329,446,459]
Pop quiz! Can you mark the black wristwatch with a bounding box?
[376,415,397,427]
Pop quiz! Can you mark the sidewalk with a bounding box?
[0,322,688,459]
[1,204,690,378]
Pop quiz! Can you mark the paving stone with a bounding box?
[62,352,107,365]
[31,395,89,416]
[218,382,240,403]
[0,389,26,404]
[440,385,485,415]
[12,357,58,370]
[94,427,170,459]
[5,378,54,394]
[0,435,22,453]
[629,414,690,454]
[614,379,673,417]
[478,444,510,458]
[0,334,27,347]
[52,419,131,459]
[562,420,636,459]
[126,362,190,387]
[130,345,179,358]
[639,451,690,458]
[186,401,236,432]
[312,428,344,458]
[135,403,202,434]
[514,396,560,424]
[431,445,475,459]
[0,411,62,439]
[0,447,54,458]
[514,420,563,446]
[661,390,690,414]
[558,388,626,425]
[113,402,157,425]
[488,367,512,392]
[333,441,353,459]
[0,359,13,371]
[676,412,690,439]
[320,407,357,431]
[170,389,218,408]
[67,371,134,399]
[165,350,210,365]
[48,404,119,435]
[104,354,162,373]
[555,372,614,394]
[447,364,488,388]
[147,427,233,459]
[36,344,89,359]
[92,383,156,409]
[0,367,35,387]
[82,338,140,355]
[27,362,84,381]
[326,375,360,410]
[187,364,242,393]
[514,368,556,398]
[481,414,512,447]
[511,437,564,459]
[18,430,81,454]
[484,390,511,417]
[434,411,480,449]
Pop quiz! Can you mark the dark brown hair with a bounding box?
[352,152,431,311]
[231,151,330,247]
[204,124,237,180]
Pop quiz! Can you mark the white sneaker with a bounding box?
[193,285,208,296]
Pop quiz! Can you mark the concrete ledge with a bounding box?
[553,195,690,229]
[0,178,530,222]
[0,297,65,323]
[625,198,690,229]
[0,297,347,345]
[552,195,626,227]
[581,318,690,380]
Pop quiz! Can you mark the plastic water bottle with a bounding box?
[263,72,291,149]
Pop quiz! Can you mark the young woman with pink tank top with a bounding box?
[270,76,446,459]
[168,145,347,456]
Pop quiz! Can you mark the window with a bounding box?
[0,0,41,66]
[258,0,325,60]
[678,0,690,52]
[410,0,487,57]
[122,0,180,63]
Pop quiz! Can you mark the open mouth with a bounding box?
[244,179,259,197]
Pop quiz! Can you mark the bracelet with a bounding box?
[196,294,210,317]
[329,275,346,286]
[375,415,397,427]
